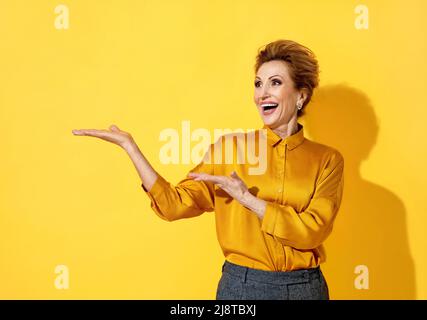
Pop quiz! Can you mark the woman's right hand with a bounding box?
[72,124,159,192]
[72,124,135,149]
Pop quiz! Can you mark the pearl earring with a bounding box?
[297,103,302,110]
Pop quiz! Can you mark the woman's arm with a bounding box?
[72,124,215,221]
[243,156,344,250]
[123,141,159,192]
[189,152,344,250]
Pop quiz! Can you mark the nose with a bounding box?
[260,84,272,101]
[260,93,271,103]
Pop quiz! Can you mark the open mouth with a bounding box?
[261,103,278,115]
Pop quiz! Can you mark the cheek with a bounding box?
[278,89,296,109]
[253,91,261,103]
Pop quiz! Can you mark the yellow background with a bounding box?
[0,0,426,299]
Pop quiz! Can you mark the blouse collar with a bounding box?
[262,122,305,150]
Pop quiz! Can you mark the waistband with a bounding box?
[222,260,322,285]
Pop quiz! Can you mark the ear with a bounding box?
[297,88,308,106]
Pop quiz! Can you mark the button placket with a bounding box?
[275,146,285,202]
[279,144,287,203]
[279,144,289,270]
[274,143,287,270]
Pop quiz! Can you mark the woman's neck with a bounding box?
[271,117,299,140]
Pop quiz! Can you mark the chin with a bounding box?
[258,106,282,127]
[261,115,280,127]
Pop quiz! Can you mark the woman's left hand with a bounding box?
[188,170,267,219]
[187,171,249,203]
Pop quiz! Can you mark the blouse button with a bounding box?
[277,188,283,193]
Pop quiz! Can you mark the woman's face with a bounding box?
[253,60,305,128]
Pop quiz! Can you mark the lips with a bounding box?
[260,102,279,115]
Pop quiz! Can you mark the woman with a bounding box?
[72,39,344,300]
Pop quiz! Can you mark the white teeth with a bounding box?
[261,103,278,107]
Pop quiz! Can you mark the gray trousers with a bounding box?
[216,260,330,300]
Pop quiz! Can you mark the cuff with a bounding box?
[141,175,170,202]
[260,201,278,236]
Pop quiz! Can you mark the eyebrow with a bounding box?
[255,74,284,80]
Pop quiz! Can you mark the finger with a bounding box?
[187,172,199,179]
[230,171,243,181]
[72,129,84,135]
[188,172,208,179]
[72,128,102,136]
[188,173,212,180]
[110,124,120,132]
[188,173,226,185]
[187,173,200,179]
[72,128,112,139]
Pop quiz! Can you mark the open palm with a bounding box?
[72,124,134,149]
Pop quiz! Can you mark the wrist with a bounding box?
[240,190,266,219]
[122,140,138,154]
[240,190,255,208]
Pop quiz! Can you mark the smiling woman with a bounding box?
[72,39,343,301]
[253,40,320,134]
[187,40,340,300]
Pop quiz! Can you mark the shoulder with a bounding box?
[216,130,248,142]
[301,138,344,167]
[203,130,248,159]
[211,130,250,149]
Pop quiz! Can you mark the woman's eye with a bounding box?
[254,79,281,87]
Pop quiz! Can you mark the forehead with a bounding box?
[256,60,291,79]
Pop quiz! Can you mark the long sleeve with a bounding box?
[261,152,344,250]
[141,144,215,222]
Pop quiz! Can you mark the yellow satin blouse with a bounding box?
[142,122,344,272]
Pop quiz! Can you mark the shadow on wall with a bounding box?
[302,84,416,299]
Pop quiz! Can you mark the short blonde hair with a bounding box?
[254,39,320,116]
